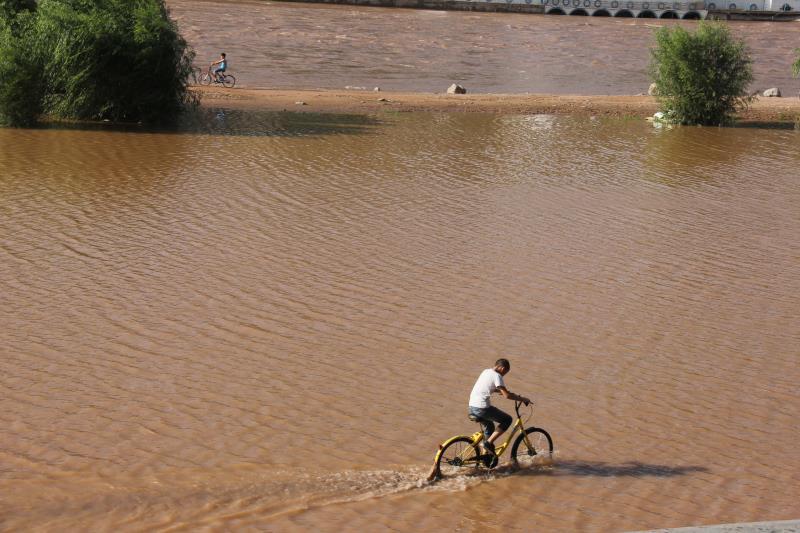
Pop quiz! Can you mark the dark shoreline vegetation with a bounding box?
[0,2,797,129]
[0,0,195,127]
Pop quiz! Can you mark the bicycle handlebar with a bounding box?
[514,399,532,417]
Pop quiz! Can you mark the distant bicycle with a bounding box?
[199,67,236,88]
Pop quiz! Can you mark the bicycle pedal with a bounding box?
[481,454,499,469]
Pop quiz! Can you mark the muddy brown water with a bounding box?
[1,110,799,530]
[170,0,800,96]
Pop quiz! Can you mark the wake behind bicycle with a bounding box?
[428,400,553,481]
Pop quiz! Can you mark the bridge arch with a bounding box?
[637,9,657,16]
[682,10,701,17]
[660,9,679,16]
[570,7,589,14]
[614,8,634,15]
[593,8,612,14]
[547,6,567,13]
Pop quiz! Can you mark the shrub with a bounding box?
[0,0,195,127]
[0,13,43,127]
[793,48,800,78]
[649,22,754,126]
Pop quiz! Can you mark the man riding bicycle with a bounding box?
[468,358,531,459]
[210,52,227,82]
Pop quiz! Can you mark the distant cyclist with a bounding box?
[468,359,531,459]
[210,52,228,82]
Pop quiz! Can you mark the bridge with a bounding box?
[539,0,705,18]
[540,0,799,17]
[281,0,800,19]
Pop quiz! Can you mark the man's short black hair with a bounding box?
[221,53,226,58]
[495,358,510,370]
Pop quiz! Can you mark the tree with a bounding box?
[649,22,753,126]
[0,0,195,127]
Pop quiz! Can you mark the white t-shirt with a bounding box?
[468,368,505,408]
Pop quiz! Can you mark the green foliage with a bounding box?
[0,12,44,127]
[0,0,195,127]
[793,48,800,77]
[0,0,37,21]
[649,22,754,126]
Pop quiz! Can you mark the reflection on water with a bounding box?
[1,111,799,531]
[177,108,384,137]
[27,108,384,137]
[642,127,742,187]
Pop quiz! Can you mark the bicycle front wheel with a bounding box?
[199,72,212,86]
[436,437,480,478]
[511,427,553,467]
[222,74,236,88]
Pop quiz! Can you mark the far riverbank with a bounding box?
[195,86,800,122]
[168,1,800,97]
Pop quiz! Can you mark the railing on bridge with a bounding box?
[456,0,797,16]
[541,0,702,10]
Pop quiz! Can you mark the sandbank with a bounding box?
[194,86,800,122]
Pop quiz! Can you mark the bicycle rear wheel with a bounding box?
[199,72,212,86]
[436,437,480,478]
[511,427,553,467]
[222,74,236,88]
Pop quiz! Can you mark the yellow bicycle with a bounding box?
[431,401,553,480]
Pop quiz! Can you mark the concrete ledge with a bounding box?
[708,9,800,19]
[634,519,800,533]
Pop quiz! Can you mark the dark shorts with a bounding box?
[468,405,512,440]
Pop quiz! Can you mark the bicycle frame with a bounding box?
[434,401,533,465]
[208,68,223,83]
[470,412,528,458]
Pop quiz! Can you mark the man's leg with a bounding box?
[479,419,495,450]
[483,407,513,446]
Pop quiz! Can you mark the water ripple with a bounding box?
[1,113,798,530]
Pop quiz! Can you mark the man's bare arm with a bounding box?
[497,386,531,405]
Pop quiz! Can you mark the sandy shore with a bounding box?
[194,86,800,122]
